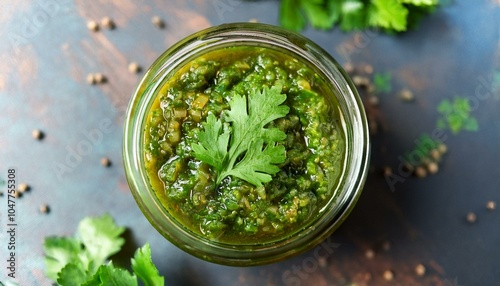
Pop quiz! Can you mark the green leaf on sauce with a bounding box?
[192,85,290,187]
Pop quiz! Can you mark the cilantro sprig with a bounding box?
[43,214,164,286]
[279,0,440,33]
[191,85,290,187]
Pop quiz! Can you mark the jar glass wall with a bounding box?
[123,23,369,266]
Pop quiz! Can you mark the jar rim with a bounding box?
[123,22,370,266]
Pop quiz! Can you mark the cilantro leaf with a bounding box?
[278,0,439,33]
[77,214,125,267]
[44,214,165,286]
[44,237,83,280]
[191,113,230,173]
[83,263,138,286]
[224,139,286,187]
[301,0,338,29]
[373,72,392,93]
[436,97,479,134]
[279,0,306,31]
[368,0,408,32]
[192,85,289,187]
[339,0,367,31]
[56,263,90,286]
[131,243,165,286]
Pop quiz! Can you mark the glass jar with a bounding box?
[123,23,369,266]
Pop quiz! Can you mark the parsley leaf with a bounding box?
[192,85,289,186]
[84,262,138,286]
[191,113,230,174]
[224,139,286,187]
[43,214,165,286]
[278,0,440,33]
[131,243,165,286]
[436,96,479,134]
[368,0,408,32]
[373,72,392,93]
[77,214,125,267]
[44,237,85,280]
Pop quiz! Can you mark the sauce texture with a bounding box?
[144,46,345,243]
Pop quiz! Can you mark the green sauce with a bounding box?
[144,46,345,244]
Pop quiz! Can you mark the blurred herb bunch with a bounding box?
[279,0,441,33]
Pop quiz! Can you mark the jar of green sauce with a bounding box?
[123,23,369,266]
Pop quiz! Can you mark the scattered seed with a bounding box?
[415,264,426,276]
[94,73,106,84]
[39,204,50,214]
[383,270,394,281]
[486,201,496,211]
[318,256,327,267]
[101,17,115,29]
[368,95,379,106]
[365,249,375,259]
[343,62,355,74]
[14,191,21,198]
[32,129,44,140]
[0,191,3,196]
[438,143,447,155]
[101,157,111,167]
[363,64,373,74]
[87,20,99,32]
[367,84,376,94]
[382,241,391,251]
[18,183,30,193]
[427,162,439,175]
[353,75,370,88]
[430,149,441,160]
[398,88,414,102]
[86,73,96,85]
[128,62,142,73]
[466,212,477,223]
[415,166,427,178]
[152,16,165,28]
[383,166,392,177]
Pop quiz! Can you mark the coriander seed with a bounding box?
[466,212,477,223]
[486,201,496,211]
[101,17,115,29]
[343,62,354,74]
[383,166,392,177]
[94,73,106,84]
[39,204,50,214]
[438,143,447,155]
[415,166,427,178]
[101,157,111,167]
[128,62,141,73]
[87,20,99,32]
[86,73,96,85]
[415,264,426,276]
[383,270,394,281]
[152,16,165,28]
[365,249,375,259]
[32,129,44,140]
[427,162,439,175]
[18,183,30,193]
[363,64,373,74]
[398,88,414,102]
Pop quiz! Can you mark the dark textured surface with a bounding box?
[1,1,499,285]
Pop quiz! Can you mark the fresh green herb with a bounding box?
[373,72,392,93]
[436,97,478,134]
[279,0,439,33]
[43,214,164,286]
[191,85,290,187]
